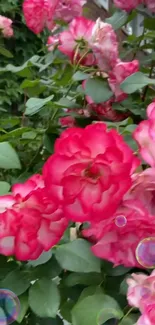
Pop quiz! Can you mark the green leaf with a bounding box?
[55,239,101,273]
[0,142,21,169]
[0,46,13,58]
[144,18,155,30]
[17,294,29,323]
[72,294,123,325]
[20,79,40,89]
[1,269,30,296]
[32,256,62,279]
[72,71,90,81]
[29,278,60,318]
[64,272,102,287]
[106,11,128,30]
[0,256,17,280]
[22,131,37,139]
[121,72,155,94]
[120,314,139,325]
[85,78,113,103]
[28,250,52,267]
[25,95,54,116]
[0,181,10,195]
[56,98,80,109]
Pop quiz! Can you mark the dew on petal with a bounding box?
[136,237,155,268]
[140,286,151,299]
[115,215,127,227]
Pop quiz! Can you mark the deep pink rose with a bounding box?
[113,0,142,11]
[0,174,67,260]
[0,15,13,37]
[54,0,86,22]
[59,116,76,128]
[43,123,139,223]
[83,199,155,267]
[127,271,155,311]
[108,60,139,101]
[90,18,119,72]
[133,102,155,167]
[58,17,95,65]
[23,0,59,34]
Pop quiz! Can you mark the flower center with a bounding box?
[84,165,100,180]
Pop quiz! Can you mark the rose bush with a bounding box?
[1,0,155,324]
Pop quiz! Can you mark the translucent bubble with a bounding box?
[136,237,155,268]
[140,287,151,299]
[115,215,127,227]
[0,289,20,324]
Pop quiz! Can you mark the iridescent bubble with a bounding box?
[0,289,20,324]
[140,287,151,299]
[115,215,127,227]
[136,237,155,268]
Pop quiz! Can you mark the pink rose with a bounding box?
[23,0,59,34]
[137,305,155,325]
[83,199,155,267]
[83,80,128,121]
[54,0,86,22]
[127,168,155,215]
[147,100,155,119]
[145,0,155,12]
[113,0,142,11]
[0,15,13,38]
[108,60,139,101]
[90,18,119,72]
[47,35,59,51]
[133,102,155,167]
[43,123,139,223]
[58,17,95,65]
[0,174,67,260]
[127,271,155,311]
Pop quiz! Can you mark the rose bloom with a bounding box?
[0,15,13,38]
[47,35,59,51]
[58,17,95,65]
[90,18,119,72]
[108,60,139,102]
[83,199,155,267]
[113,0,142,11]
[83,80,128,122]
[0,174,67,260]
[59,116,76,128]
[127,271,155,311]
[43,123,139,223]
[137,304,155,325]
[127,168,155,220]
[54,0,86,22]
[133,102,155,167]
[145,0,155,12]
[23,0,59,34]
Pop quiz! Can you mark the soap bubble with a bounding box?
[115,215,127,227]
[136,237,155,268]
[0,289,20,324]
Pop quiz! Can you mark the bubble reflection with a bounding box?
[115,215,127,227]
[136,237,155,268]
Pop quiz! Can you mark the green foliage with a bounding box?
[0,2,155,325]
